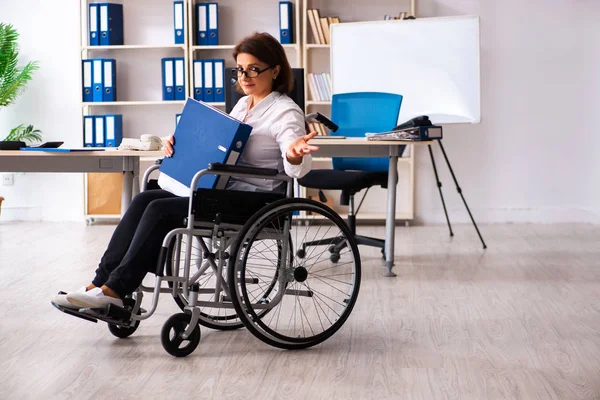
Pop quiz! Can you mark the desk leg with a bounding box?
[384,152,399,277]
[121,171,133,217]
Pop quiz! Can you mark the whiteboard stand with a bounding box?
[427,139,487,249]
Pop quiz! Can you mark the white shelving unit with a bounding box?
[301,0,417,222]
[186,0,302,109]
[79,0,190,220]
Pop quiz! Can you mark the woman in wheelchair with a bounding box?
[52,32,361,356]
[53,32,318,310]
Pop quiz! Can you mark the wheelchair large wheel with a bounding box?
[165,232,288,331]
[228,198,361,350]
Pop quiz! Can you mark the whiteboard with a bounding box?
[331,16,481,124]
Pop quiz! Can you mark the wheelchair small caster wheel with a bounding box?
[108,298,140,338]
[161,313,201,357]
[330,252,340,263]
[296,248,306,259]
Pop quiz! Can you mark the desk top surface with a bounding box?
[308,138,433,146]
[0,150,165,157]
[0,139,431,157]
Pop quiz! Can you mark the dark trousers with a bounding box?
[92,189,188,297]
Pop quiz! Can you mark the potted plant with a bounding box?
[0,23,40,149]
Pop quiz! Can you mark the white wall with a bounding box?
[0,0,83,221]
[412,0,600,224]
[1,0,599,223]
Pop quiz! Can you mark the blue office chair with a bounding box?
[298,92,404,261]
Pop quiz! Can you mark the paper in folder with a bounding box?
[158,98,253,196]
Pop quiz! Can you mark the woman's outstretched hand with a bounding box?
[286,131,320,165]
[163,134,174,157]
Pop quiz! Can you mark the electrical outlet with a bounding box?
[2,174,14,186]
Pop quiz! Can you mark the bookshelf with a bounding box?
[301,0,417,223]
[78,0,303,221]
[186,0,302,108]
[79,0,190,221]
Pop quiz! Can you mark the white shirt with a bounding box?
[226,91,311,192]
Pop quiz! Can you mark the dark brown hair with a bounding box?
[233,32,294,94]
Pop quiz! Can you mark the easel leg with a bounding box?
[437,140,487,249]
[428,144,454,237]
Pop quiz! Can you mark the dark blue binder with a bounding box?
[102,59,117,102]
[213,59,225,102]
[207,3,219,45]
[162,58,175,101]
[83,115,95,147]
[92,59,104,102]
[279,1,293,44]
[82,60,93,102]
[193,60,203,101]
[89,4,100,46]
[159,98,252,195]
[174,1,185,44]
[104,114,123,147]
[174,57,186,100]
[99,3,124,46]
[94,115,105,147]
[202,59,214,102]
[196,3,208,45]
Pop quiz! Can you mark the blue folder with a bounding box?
[99,3,124,46]
[207,3,219,45]
[162,58,175,101]
[213,59,225,102]
[103,59,117,102]
[159,98,252,195]
[202,59,214,102]
[82,60,93,102]
[94,115,105,147]
[89,4,100,46]
[193,60,204,101]
[104,114,123,147]
[196,3,208,45]
[174,57,186,100]
[173,1,185,44]
[92,59,104,102]
[83,115,95,147]
[279,1,293,44]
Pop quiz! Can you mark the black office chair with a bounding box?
[297,92,405,261]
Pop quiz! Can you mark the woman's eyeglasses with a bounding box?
[231,66,273,78]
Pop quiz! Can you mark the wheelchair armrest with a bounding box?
[208,162,279,177]
[142,160,163,191]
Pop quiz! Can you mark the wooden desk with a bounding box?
[0,150,163,216]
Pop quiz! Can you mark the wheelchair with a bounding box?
[54,159,362,357]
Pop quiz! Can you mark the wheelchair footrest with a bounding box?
[51,301,134,326]
[81,304,134,326]
[51,301,99,324]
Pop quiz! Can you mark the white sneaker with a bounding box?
[51,286,87,309]
[67,287,124,309]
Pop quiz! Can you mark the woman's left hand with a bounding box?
[286,131,320,165]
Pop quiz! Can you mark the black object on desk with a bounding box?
[29,141,64,149]
[0,141,26,151]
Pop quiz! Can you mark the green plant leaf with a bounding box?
[0,23,39,109]
[4,124,42,143]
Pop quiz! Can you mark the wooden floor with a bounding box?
[1,222,599,399]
